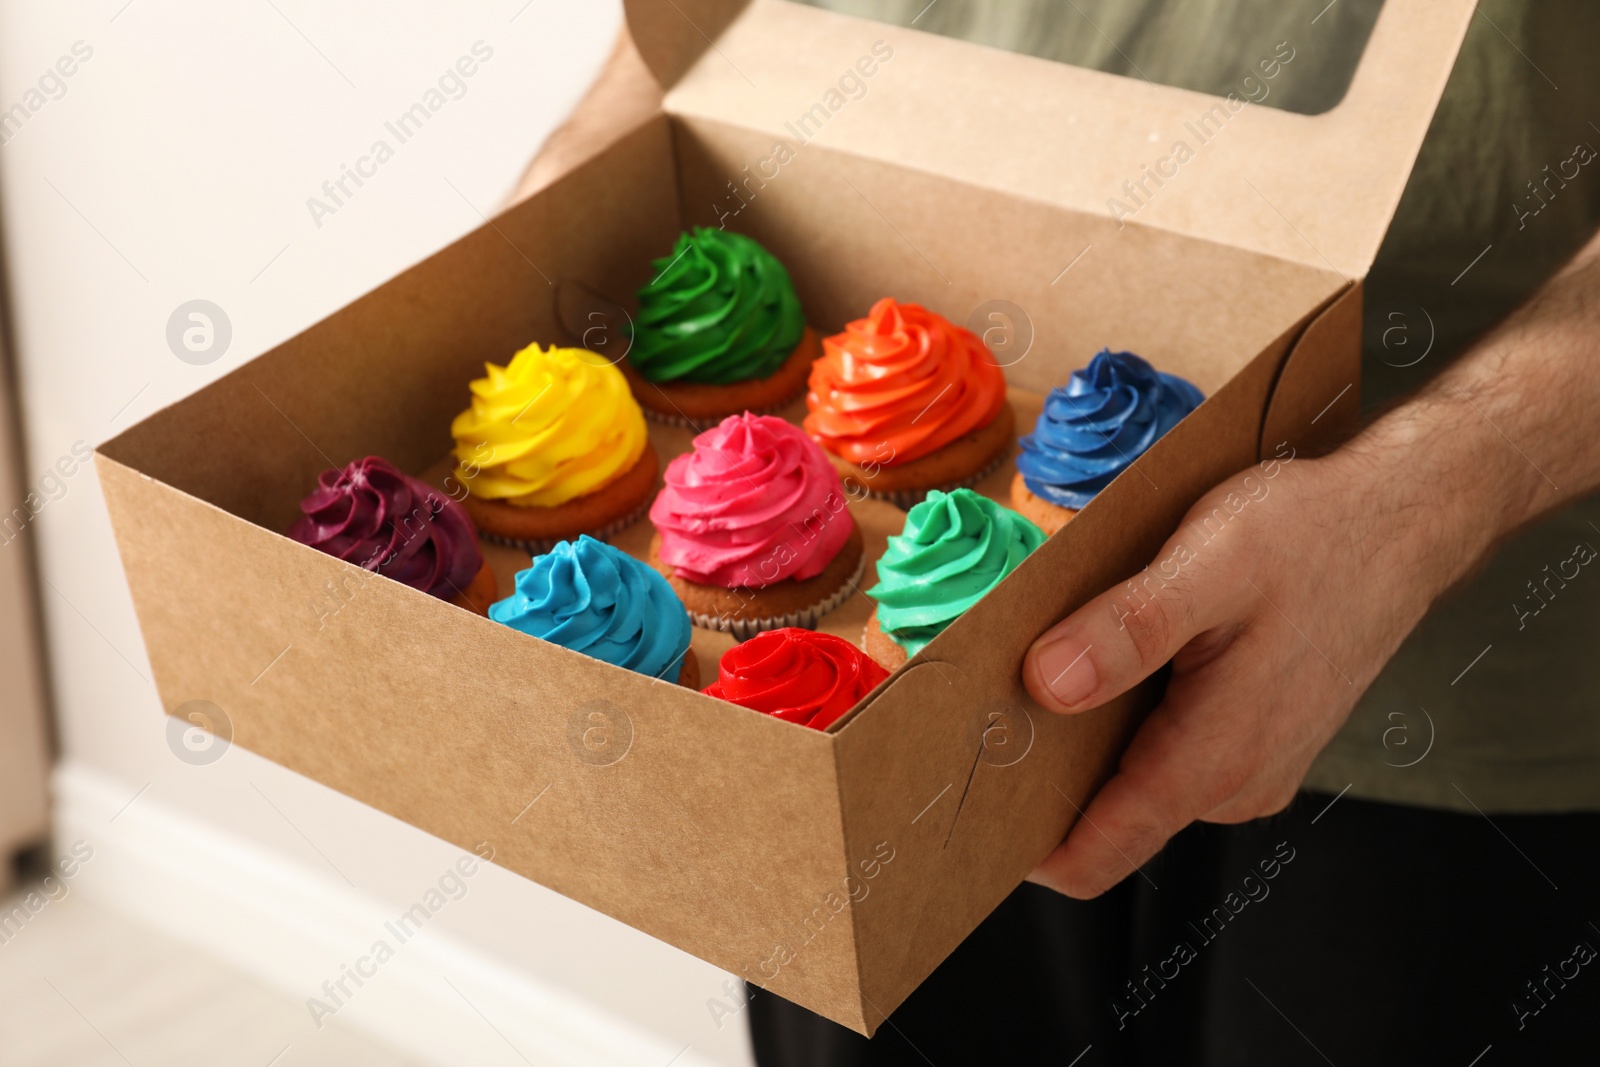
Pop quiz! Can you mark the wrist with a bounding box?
[1321,390,1515,610]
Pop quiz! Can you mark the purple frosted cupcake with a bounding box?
[288,456,496,614]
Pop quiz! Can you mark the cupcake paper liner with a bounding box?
[862,449,1009,510]
[688,551,867,641]
[636,384,809,432]
[476,492,653,557]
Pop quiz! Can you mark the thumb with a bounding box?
[1022,534,1245,714]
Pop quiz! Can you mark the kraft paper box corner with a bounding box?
[94,0,1473,1035]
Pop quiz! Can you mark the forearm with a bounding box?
[1327,228,1600,608]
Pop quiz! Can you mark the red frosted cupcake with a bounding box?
[648,413,864,638]
[702,628,889,730]
[288,456,496,614]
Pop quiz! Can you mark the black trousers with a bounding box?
[749,791,1600,1066]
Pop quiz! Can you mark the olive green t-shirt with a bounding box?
[802,0,1600,813]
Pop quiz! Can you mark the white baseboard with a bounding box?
[52,760,738,1067]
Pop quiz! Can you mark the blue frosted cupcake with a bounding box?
[1012,349,1203,533]
[489,535,697,686]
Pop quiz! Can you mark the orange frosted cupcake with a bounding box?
[804,298,1014,506]
[451,344,657,553]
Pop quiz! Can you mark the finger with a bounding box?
[1023,533,1249,714]
[1202,778,1299,825]
[1030,770,1180,899]
[1030,675,1257,898]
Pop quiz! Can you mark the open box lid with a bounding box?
[624,0,1475,280]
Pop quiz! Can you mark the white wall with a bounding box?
[0,3,754,1064]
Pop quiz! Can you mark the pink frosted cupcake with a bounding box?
[647,413,864,638]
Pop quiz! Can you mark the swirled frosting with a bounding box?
[1018,349,1203,510]
[702,628,888,730]
[649,413,854,589]
[629,228,806,384]
[489,535,691,680]
[867,488,1044,656]
[288,456,483,600]
[451,344,648,507]
[804,298,1006,466]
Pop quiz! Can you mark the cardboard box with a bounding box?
[96,0,1472,1034]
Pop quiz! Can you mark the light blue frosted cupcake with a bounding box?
[490,535,696,685]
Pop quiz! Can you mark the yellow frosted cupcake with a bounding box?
[451,344,658,552]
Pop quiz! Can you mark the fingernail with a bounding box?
[1037,639,1097,707]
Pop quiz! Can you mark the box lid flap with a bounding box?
[625,0,1474,278]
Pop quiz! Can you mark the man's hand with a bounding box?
[1021,451,1447,898]
[1021,228,1600,900]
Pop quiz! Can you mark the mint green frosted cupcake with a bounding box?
[864,488,1045,667]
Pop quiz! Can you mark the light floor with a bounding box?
[0,881,423,1067]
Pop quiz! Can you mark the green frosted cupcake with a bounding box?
[621,228,818,428]
[864,488,1046,668]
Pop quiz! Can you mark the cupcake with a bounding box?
[702,628,889,731]
[648,412,864,638]
[451,343,658,553]
[1012,349,1204,534]
[288,456,496,615]
[805,297,1014,507]
[489,535,697,687]
[623,228,818,427]
[864,488,1045,669]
